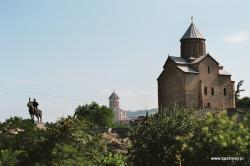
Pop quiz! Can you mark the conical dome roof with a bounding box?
[180,22,205,40]
[109,92,119,100]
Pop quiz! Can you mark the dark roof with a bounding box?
[169,56,189,64]
[192,54,219,65]
[164,56,199,74]
[181,22,205,40]
[109,92,119,100]
[177,66,199,74]
[191,55,207,64]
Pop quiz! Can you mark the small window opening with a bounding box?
[208,66,210,73]
[211,87,214,95]
[224,88,227,96]
[204,87,208,95]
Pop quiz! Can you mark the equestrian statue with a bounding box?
[27,97,42,123]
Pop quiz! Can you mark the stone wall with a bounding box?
[158,59,185,109]
[158,56,235,110]
[187,56,235,109]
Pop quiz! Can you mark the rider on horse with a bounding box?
[27,97,42,122]
[33,98,39,112]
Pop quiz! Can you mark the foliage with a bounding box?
[236,97,250,108]
[50,143,95,166]
[128,106,196,166]
[113,122,129,128]
[74,102,114,128]
[0,149,21,166]
[100,152,126,166]
[0,115,128,166]
[0,116,107,165]
[178,112,250,166]
[128,107,250,166]
[0,117,40,165]
[23,116,105,165]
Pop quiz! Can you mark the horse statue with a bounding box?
[27,98,42,123]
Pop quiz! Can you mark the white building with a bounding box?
[109,91,128,123]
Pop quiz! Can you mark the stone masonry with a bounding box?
[158,21,235,110]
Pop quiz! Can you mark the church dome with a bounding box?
[180,19,206,60]
[180,22,205,41]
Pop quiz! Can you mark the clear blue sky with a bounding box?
[0,0,249,122]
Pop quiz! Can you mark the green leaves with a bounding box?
[129,107,195,166]
[0,149,21,166]
[74,102,114,128]
[0,101,126,166]
[128,108,250,166]
[100,152,126,166]
[237,97,250,108]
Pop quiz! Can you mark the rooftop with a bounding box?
[109,92,120,100]
[177,66,199,74]
[219,69,231,76]
[169,56,189,64]
[181,22,205,40]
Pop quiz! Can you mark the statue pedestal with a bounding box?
[36,122,45,129]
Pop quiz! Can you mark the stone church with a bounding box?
[109,91,128,122]
[158,21,235,110]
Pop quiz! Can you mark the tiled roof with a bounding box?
[109,92,119,100]
[177,66,199,74]
[219,70,231,76]
[181,22,204,40]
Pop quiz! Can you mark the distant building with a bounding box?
[158,20,235,110]
[109,91,128,122]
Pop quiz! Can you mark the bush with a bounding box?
[237,97,250,108]
[100,152,126,166]
[128,107,250,166]
[0,116,105,165]
[74,102,114,128]
[128,107,196,166]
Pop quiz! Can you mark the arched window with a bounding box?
[224,88,227,96]
[211,87,214,95]
[208,66,210,74]
[204,87,208,95]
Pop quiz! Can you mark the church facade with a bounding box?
[158,21,235,110]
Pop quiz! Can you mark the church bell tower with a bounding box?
[180,18,206,61]
[109,91,120,110]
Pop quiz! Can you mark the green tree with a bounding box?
[236,97,250,108]
[100,152,126,166]
[0,116,105,165]
[128,107,196,166]
[0,117,41,165]
[0,104,125,166]
[21,116,104,165]
[178,112,250,166]
[74,102,114,128]
[0,149,21,166]
[128,107,250,166]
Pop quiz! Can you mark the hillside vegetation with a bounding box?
[1,103,250,165]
